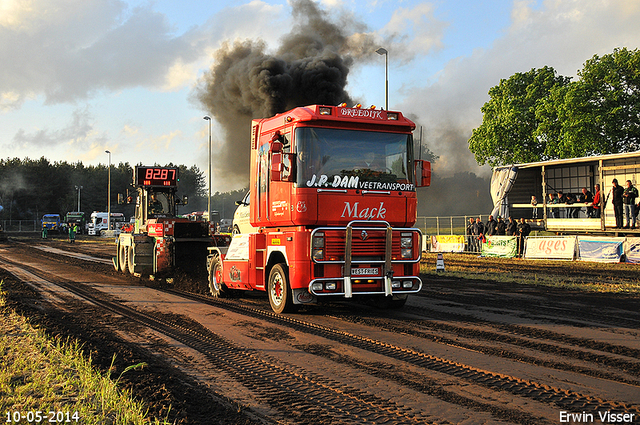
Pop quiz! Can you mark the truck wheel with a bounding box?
[118,243,128,272]
[127,246,135,274]
[114,241,122,271]
[268,264,295,314]
[207,254,226,297]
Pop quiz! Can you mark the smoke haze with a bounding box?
[196,0,386,189]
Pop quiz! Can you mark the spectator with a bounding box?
[531,196,538,218]
[547,192,558,218]
[506,216,517,236]
[579,187,594,217]
[611,179,625,228]
[516,218,531,258]
[496,216,506,235]
[592,184,602,218]
[485,215,497,237]
[473,217,485,251]
[557,191,567,218]
[623,180,638,228]
[466,218,475,252]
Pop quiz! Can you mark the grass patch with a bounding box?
[420,253,640,294]
[0,281,168,425]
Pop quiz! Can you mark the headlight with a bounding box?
[401,248,412,258]
[313,233,324,248]
[401,233,413,248]
[392,281,401,288]
[325,282,337,290]
[312,232,324,260]
[311,282,323,291]
[402,280,413,289]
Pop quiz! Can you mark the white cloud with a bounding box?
[0,0,285,108]
[7,107,97,150]
[382,3,447,57]
[402,0,640,177]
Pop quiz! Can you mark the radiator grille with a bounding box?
[323,229,402,261]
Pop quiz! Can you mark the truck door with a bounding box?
[268,132,293,226]
[257,142,269,223]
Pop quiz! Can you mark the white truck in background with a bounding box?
[88,212,126,236]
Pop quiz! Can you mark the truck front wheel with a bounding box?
[127,246,135,274]
[268,264,295,314]
[118,243,128,272]
[207,254,227,297]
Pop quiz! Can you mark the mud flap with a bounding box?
[292,288,317,305]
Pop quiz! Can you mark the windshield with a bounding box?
[296,127,414,191]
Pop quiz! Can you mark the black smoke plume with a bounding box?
[197,0,379,190]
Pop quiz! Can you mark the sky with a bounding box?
[1,0,640,193]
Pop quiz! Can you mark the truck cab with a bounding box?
[208,104,431,313]
[88,212,125,235]
[42,214,61,232]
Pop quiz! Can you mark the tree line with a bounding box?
[469,47,640,166]
[0,157,248,222]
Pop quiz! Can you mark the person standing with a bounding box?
[506,216,517,236]
[485,215,497,237]
[611,179,625,228]
[516,218,531,258]
[531,196,538,219]
[547,192,558,218]
[473,217,485,251]
[566,193,579,218]
[579,187,594,217]
[68,223,77,243]
[623,180,638,228]
[592,184,602,218]
[557,191,567,218]
[466,218,475,252]
[496,216,506,235]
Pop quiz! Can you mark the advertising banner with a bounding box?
[481,236,517,258]
[430,235,465,253]
[624,237,640,263]
[225,234,251,260]
[524,236,577,260]
[577,236,625,263]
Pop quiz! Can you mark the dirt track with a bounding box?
[1,235,639,424]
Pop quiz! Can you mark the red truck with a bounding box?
[207,104,431,313]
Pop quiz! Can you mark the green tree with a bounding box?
[468,66,570,166]
[470,48,640,167]
[537,47,640,158]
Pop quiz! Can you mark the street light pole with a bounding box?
[75,185,83,211]
[203,116,212,222]
[375,47,389,110]
[105,150,111,232]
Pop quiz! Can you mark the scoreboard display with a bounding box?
[135,166,178,187]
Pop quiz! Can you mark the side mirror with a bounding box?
[414,160,431,187]
[271,152,295,182]
[271,140,283,154]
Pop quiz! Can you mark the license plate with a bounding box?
[351,267,379,276]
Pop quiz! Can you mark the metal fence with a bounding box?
[415,215,488,236]
[1,220,40,232]
[1,217,486,235]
